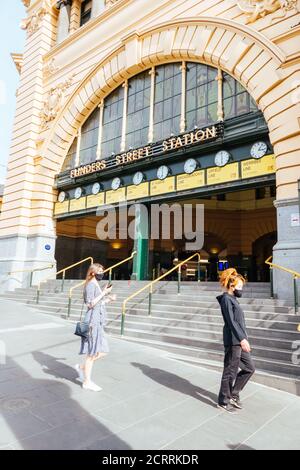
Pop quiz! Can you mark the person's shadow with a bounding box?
[1,355,131,450]
[131,362,217,407]
[32,351,81,385]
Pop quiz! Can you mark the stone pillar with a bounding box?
[0,2,57,292]
[91,0,105,18]
[56,0,72,44]
[132,204,149,280]
[69,0,81,34]
[272,198,300,301]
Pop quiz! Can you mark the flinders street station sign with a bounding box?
[70,123,224,179]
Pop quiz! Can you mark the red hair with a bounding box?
[219,268,245,290]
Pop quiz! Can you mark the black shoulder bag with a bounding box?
[74,300,93,340]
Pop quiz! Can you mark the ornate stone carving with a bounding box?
[40,74,75,128]
[43,58,60,78]
[20,7,48,35]
[237,0,299,23]
[106,0,121,7]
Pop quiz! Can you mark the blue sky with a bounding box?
[0,2,26,184]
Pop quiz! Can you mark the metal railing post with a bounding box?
[109,269,112,283]
[178,266,181,294]
[294,276,299,315]
[121,304,126,335]
[67,295,72,319]
[61,271,65,292]
[270,267,274,298]
[30,271,33,288]
[36,287,40,304]
[148,285,153,316]
[197,259,201,283]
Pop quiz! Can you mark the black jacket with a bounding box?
[216,293,248,346]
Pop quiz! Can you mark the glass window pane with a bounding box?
[236,92,249,115]
[224,96,235,119]
[208,80,218,104]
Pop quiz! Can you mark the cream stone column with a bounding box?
[56,0,72,44]
[263,76,300,301]
[0,1,57,292]
[69,0,81,34]
[91,0,105,18]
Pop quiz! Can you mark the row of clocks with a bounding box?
[57,141,268,202]
[215,141,268,167]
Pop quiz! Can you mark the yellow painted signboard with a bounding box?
[69,197,86,212]
[54,201,69,215]
[106,188,126,204]
[207,163,239,186]
[86,193,105,209]
[150,177,175,196]
[127,182,149,201]
[177,170,205,191]
[241,154,275,179]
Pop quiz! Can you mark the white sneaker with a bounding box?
[75,364,84,383]
[82,381,102,392]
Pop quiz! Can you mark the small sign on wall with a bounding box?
[291,213,300,227]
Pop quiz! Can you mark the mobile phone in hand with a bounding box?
[106,282,113,289]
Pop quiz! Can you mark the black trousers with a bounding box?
[218,345,255,406]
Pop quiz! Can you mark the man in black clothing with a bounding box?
[217,270,255,413]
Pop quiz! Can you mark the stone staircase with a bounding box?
[1,280,300,394]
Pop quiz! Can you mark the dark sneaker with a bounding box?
[217,403,237,413]
[230,397,243,409]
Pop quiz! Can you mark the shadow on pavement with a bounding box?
[132,362,217,407]
[0,355,131,450]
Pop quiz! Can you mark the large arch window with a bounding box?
[101,86,124,157]
[153,63,182,142]
[63,62,259,170]
[126,70,151,149]
[186,63,218,130]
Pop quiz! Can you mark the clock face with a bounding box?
[74,187,82,199]
[184,158,197,175]
[215,150,230,167]
[58,192,66,203]
[92,182,101,195]
[111,177,121,190]
[133,172,144,186]
[157,165,169,180]
[251,141,268,159]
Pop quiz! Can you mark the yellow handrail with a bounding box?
[121,252,201,334]
[265,256,300,314]
[265,256,300,278]
[67,251,137,318]
[8,264,55,287]
[36,257,94,303]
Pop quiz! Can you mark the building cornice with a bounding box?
[11,53,24,74]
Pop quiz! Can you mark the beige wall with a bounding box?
[1,0,300,239]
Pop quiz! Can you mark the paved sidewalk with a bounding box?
[0,299,299,450]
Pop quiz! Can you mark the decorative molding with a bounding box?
[11,53,24,75]
[43,57,60,77]
[40,74,75,128]
[20,6,48,36]
[237,0,300,24]
[106,0,121,7]
[22,0,31,6]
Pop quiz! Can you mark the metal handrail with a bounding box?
[8,264,55,288]
[36,257,94,304]
[265,256,300,314]
[67,251,137,318]
[121,252,201,335]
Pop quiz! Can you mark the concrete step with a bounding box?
[106,327,300,378]
[114,336,300,395]
[106,318,298,348]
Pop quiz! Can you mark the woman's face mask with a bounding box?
[234,289,243,298]
[95,272,104,281]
